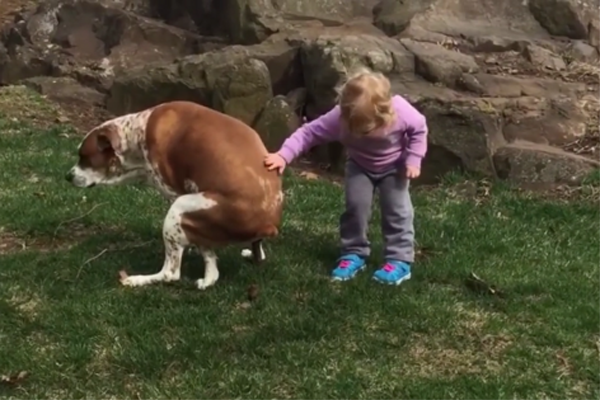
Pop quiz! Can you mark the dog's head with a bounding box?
[65,123,133,188]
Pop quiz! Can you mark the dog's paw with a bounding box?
[120,274,147,287]
[196,278,217,290]
[240,248,252,259]
[118,270,129,284]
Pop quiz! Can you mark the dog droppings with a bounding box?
[247,284,259,301]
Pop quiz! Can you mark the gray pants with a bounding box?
[339,159,415,263]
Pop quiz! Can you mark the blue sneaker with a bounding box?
[331,254,366,281]
[373,260,411,285]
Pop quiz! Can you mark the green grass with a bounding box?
[0,114,599,399]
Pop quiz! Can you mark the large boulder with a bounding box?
[253,95,301,151]
[107,47,274,125]
[372,0,435,37]
[528,0,599,40]
[298,33,415,118]
[400,38,479,87]
[419,99,503,178]
[494,141,599,184]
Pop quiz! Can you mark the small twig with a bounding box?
[113,240,153,252]
[53,203,107,238]
[75,248,108,279]
[74,240,154,280]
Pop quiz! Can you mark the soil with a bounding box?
[0,0,35,25]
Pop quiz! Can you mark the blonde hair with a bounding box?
[336,68,395,136]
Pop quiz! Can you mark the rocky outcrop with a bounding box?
[0,0,598,185]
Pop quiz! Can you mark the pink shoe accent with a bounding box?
[383,263,396,272]
[339,260,351,269]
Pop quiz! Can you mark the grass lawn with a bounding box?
[0,91,599,399]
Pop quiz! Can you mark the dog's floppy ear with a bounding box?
[96,124,122,154]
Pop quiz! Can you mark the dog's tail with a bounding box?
[251,224,279,264]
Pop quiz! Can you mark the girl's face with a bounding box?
[344,110,390,139]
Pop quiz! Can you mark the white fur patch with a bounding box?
[69,165,108,188]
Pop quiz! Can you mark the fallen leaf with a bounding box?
[236,301,252,310]
[464,272,504,297]
[299,171,319,180]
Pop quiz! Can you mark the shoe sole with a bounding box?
[331,264,366,281]
[372,273,411,286]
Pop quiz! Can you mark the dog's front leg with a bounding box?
[120,198,187,287]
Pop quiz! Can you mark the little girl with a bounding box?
[264,69,428,285]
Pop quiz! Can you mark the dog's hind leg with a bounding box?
[121,193,217,287]
[196,249,219,290]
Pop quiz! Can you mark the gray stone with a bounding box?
[494,141,599,184]
[253,95,301,151]
[400,39,479,87]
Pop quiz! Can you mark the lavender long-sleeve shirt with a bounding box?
[277,95,428,172]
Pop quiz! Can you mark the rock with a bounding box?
[107,62,204,115]
[0,0,223,88]
[398,25,453,44]
[299,33,415,118]
[253,95,301,151]
[21,76,105,106]
[589,19,600,50]
[285,87,308,117]
[457,73,586,98]
[528,0,598,40]
[494,141,599,184]
[468,35,528,53]
[413,96,504,177]
[568,41,599,63]
[245,39,303,95]
[502,97,589,146]
[108,49,273,125]
[522,44,566,70]
[97,0,153,15]
[208,58,273,125]
[0,40,55,85]
[372,0,435,37]
[400,38,479,87]
[209,0,381,45]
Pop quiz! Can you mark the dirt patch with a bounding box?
[0,227,79,254]
[0,0,36,25]
[0,85,109,132]
[0,86,66,129]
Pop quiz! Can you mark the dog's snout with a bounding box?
[65,170,74,183]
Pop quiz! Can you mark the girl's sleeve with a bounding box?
[404,112,428,169]
[277,106,342,164]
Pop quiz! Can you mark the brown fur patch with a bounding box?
[144,101,283,247]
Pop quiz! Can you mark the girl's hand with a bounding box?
[406,165,421,179]
[264,153,287,175]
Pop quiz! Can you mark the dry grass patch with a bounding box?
[0,86,66,128]
[405,301,513,379]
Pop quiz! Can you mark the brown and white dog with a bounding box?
[65,101,283,290]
